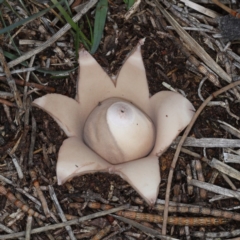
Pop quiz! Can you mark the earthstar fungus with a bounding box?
[33,40,195,205]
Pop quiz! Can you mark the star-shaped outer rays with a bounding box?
[32,40,195,205]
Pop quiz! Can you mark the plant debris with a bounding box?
[0,0,240,239]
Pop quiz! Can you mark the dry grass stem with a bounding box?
[49,185,76,240]
[0,204,129,239]
[156,1,231,84]
[1,0,240,238]
[173,137,240,148]
[162,80,240,235]
[6,0,98,69]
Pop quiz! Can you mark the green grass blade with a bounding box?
[37,66,78,76]
[51,0,79,31]
[3,50,77,76]
[126,0,135,9]
[3,50,28,66]
[63,0,72,17]
[51,0,91,46]
[86,15,93,44]
[0,12,22,56]
[90,0,108,54]
[0,1,63,35]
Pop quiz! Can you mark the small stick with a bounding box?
[0,98,15,107]
[35,218,55,240]
[212,0,240,18]
[91,225,111,240]
[188,179,240,200]
[0,48,23,108]
[186,164,193,195]
[23,56,35,108]
[155,199,240,221]
[111,214,184,240]
[195,160,207,199]
[49,185,76,240]
[221,173,237,190]
[192,229,240,238]
[28,115,36,167]
[7,211,25,227]
[117,211,228,226]
[0,185,45,220]
[0,76,55,93]
[25,215,33,240]
[88,200,232,226]
[162,80,240,235]
[29,170,50,217]
[7,150,23,179]
[0,175,15,186]
[172,137,240,148]
[16,188,41,206]
[191,161,199,198]
[185,226,191,240]
[0,204,129,239]
[0,223,15,234]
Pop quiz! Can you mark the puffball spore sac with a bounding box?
[83,98,155,165]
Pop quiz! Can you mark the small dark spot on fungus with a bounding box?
[166,115,168,117]
[121,110,124,113]
[75,165,78,168]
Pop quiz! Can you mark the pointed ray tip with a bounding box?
[79,48,88,57]
[135,38,145,51]
[32,95,47,107]
[57,177,62,185]
[57,171,67,185]
[138,38,145,46]
[78,49,95,65]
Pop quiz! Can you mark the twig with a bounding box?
[193,229,240,238]
[28,115,36,166]
[195,160,207,199]
[111,214,180,240]
[162,80,240,235]
[7,211,25,227]
[0,76,55,93]
[0,67,39,76]
[0,175,15,186]
[0,223,15,234]
[49,185,76,240]
[0,91,13,98]
[188,179,240,200]
[172,137,240,148]
[7,150,23,179]
[23,56,35,107]
[116,210,228,226]
[25,215,33,240]
[155,199,240,221]
[125,0,141,20]
[35,218,55,240]
[48,185,76,240]
[0,98,15,107]
[16,188,41,206]
[91,225,111,240]
[185,226,191,240]
[0,204,129,239]
[212,0,240,18]
[218,120,240,139]
[30,170,50,218]
[0,185,45,220]
[0,48,23,108]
